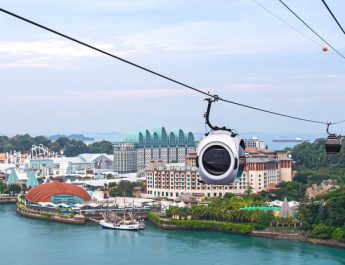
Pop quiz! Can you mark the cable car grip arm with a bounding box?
[204,95,237,137]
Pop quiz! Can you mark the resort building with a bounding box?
[0,153,6,164]
[115,127,196,175]
[145,149,293,199]
[146,160,232,199]
[113,143,137,174]
[27,153,114,177]
[25,181,91,205]
[243,138,267,150]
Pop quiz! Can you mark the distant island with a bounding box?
[49,134,95,142]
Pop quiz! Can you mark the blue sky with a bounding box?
[0,0,345,136]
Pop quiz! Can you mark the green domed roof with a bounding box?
[124,127,194,148]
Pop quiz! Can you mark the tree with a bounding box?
[8,184,21,195]
[87,141,113,154]
[0,182,6,194]
[108,181,145,197]
[244,185,253,197]
[272,182,307,201]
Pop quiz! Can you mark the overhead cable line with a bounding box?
[321,0,345,35]
[0,7,342,126]
[251,0,322,48]
[332,119,345,125]
[278,0,345,60]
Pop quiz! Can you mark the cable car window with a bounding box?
[202,145,231,176]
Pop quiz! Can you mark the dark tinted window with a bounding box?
[202,145,231,176]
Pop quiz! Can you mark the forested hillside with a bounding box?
[0,134,113,156]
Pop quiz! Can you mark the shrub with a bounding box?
[309,224,333,239]
[331,227,345,242]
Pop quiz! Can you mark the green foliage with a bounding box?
[0,182,6,194]
[331,227,345,242]
[291,140,345,185]
[147,212,255,234]
[271,182,307,201]
[0,134,113,156]
[309,224,333,239]
[108,181,145,197]
[87,141,113,154]
[165,200,274,225]
[0,134,51,152]
[8,184,21,194]
[55,137,88,157]
[299,188,345,241]
[292,139,345,169]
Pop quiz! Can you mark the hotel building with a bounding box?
[145,149,292,199]
[243,138,267,149]
[114,127,196,174]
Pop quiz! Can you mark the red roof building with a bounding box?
[26,181,91,203]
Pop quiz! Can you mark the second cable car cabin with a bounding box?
[325,123,343,154]
[325,134,342,154]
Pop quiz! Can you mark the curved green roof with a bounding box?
[124,127,195,148]
[187,132,195,146]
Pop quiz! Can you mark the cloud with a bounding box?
[92,0,164,11]
[0,39,139,68]
[117,20,322,55]
[0,16,325,69]
[8,88,194,102]
[0,40,113,56]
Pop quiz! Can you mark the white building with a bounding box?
[113,143,137,174]
[28,153,114,176]
[244,137,267,150]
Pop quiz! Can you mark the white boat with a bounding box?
[99,219,143,231]
[99,196,145,231]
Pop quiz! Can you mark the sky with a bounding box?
[0,0,345,137]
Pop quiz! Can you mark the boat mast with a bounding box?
[123,191,126,220]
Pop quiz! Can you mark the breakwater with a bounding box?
[0,195,17,204]
[16,203,86,225]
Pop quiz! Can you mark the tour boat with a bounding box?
[99,196,145,231]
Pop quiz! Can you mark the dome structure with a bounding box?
[26,181,91,204]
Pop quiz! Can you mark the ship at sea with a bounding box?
[272,137,307,143]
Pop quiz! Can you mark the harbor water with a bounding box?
[0,204,344,265]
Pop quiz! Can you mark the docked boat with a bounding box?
[99,219,144,231]
[99,196,145,231]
